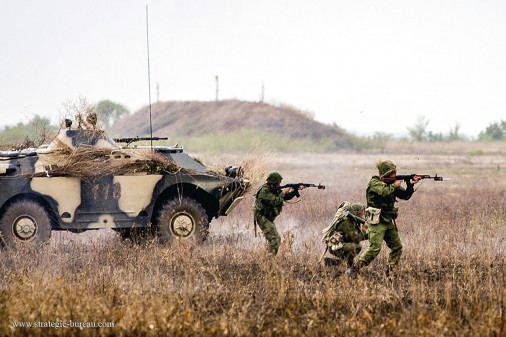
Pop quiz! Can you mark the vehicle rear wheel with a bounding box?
[157,197,209,245]
[0,200,52,248]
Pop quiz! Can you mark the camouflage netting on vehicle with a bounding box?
[30,141,187,178]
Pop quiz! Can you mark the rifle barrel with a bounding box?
[395,174,445,181]
[279,183,326,189]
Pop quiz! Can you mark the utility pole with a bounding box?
[214,75,220,102]
[260,81,264,103]
[215,75,219,101]
[156,82,159,103]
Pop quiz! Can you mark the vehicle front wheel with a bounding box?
[0,200,52,248]
[156,197,209,245]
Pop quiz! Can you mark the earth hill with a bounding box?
[111,100,354,150]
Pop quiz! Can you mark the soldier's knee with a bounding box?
[392,242,403,252]
[369,240,382,253]
[370,248,381,258]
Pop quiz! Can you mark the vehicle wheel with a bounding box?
[0,200,52,248]
[157,197,209,245]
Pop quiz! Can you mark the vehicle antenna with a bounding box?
[146,4,153,150]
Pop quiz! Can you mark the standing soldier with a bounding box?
[253,171,304,255]
[321,202,368,268]
[346,160,421,277]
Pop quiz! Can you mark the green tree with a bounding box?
[479,120,506,141]
[0,115,57,149]
[427,131,443,142]
[407,116,429,142]
[95,100,130,129]
[446,122,464,141]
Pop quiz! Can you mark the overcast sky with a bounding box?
[1,0,505,137]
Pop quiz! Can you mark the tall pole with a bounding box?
[215,75,219,101]
[146,4,153,148]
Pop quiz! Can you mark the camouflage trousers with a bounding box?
[329,243,362,267]
[359,220,403,268]
[254,213,281,255]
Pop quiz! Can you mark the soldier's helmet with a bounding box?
[349,203,365,217]
[377,160,397,178]
[266,171,283,184]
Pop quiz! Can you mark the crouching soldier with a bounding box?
[321,202,368,267]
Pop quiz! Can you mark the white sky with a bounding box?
[1,0,505,137]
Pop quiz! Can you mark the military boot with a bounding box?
[345,261,362,279]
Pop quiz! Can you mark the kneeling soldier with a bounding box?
[321,202,368,267]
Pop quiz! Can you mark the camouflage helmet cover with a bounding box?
[377,160,397,178]
[266,171,283,183]
[349,203,365,217]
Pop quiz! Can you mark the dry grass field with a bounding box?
[1,147,505,336]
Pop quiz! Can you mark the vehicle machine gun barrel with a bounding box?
[113,136,168,146]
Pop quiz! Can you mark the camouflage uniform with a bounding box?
[324,203,368,267]
[358,160,415,269]
[253,172,297,255]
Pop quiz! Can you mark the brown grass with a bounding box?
[1,151,505,336]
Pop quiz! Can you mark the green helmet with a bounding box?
[266,171,283,183]
[349,203,365,217]
[377,160,396,178]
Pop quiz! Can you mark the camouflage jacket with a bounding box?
[253,184,297,221]
[366,175,414,221]
[334,215,367,244]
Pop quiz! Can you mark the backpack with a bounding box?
[321,201,351,247]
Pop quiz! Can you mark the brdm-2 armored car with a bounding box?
[0,122,249,248]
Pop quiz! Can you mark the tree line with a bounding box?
[405,116,506,142]
[0,101,505,150]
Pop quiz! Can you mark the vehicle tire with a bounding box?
[157,197,209,245]
[0,200,52,248]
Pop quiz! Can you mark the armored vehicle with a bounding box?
[0,121,249,248]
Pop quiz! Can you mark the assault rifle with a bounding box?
[113,136,168,146]
[273,183,326,197]
[385,174,449,184]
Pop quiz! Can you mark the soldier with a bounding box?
[253,171,304,255]
[321,202,368,267]
[346,160,421,277]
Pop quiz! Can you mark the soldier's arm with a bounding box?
[258,186,285,207]
[282,188,298,201]
[369,179,396,197]
[395,183,415,200]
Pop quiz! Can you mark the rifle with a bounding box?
[273,183,326,197]
[113,136,168,146]
[386,174,449,184]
